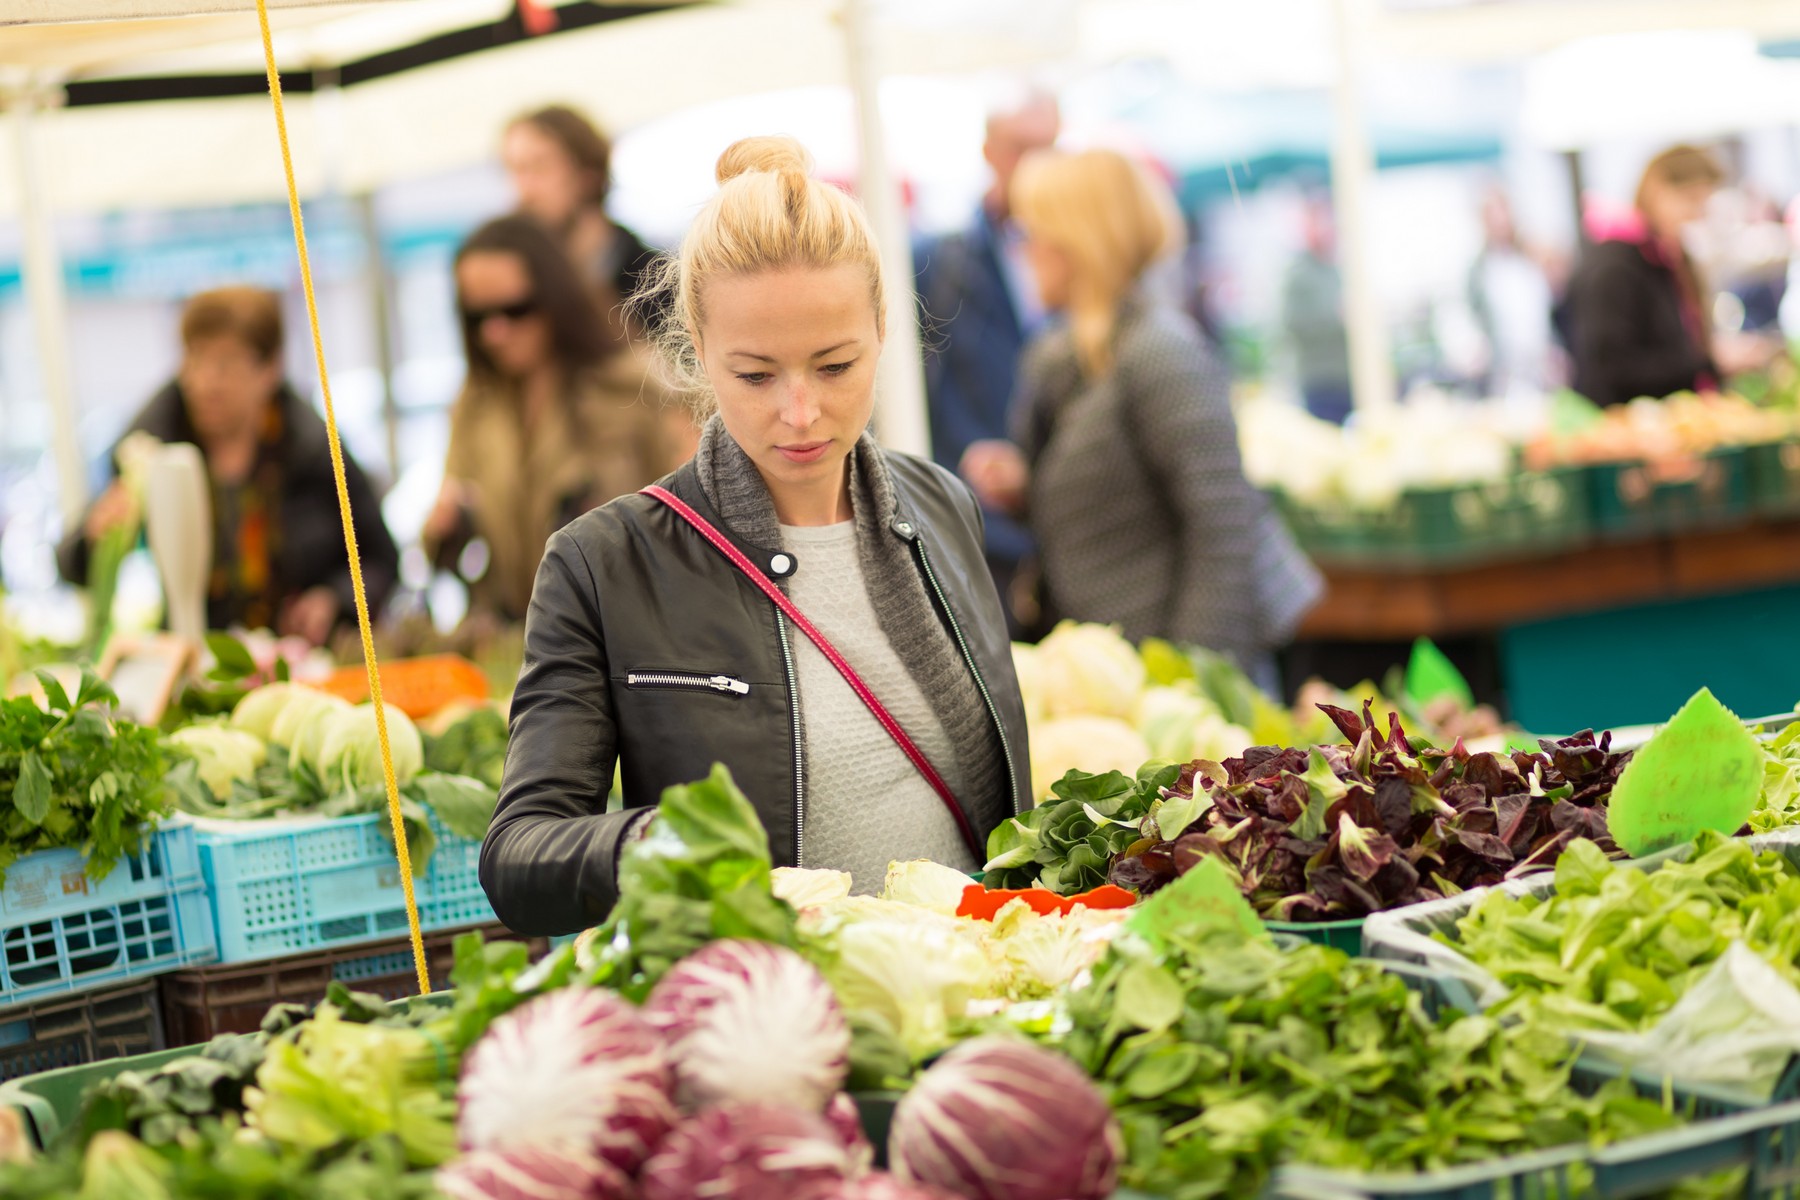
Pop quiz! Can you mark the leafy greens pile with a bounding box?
[1445,832,1800,1033]
[0,670,175,886]
[1054,927,1703,1199]
[990,702,1632,922]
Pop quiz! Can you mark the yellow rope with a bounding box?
[254,0,429,994]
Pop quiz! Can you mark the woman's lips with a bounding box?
[776,441,830,465]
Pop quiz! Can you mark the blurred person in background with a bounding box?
[1566,144,1782,407]
[960,150,1320,689]
[423,217,683,622]
[1468,186,1561,395]
[914,91,1060,637]
[57,287,398,644]
[1280,193,1354,424]
[504,104,662,342]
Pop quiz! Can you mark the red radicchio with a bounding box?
[644,939,850,1114]
[825,1092,874,1176]
[457,986,676,1180]
[435,1145,630,1200]
[639,1103,859,1200]
[828,1173,962,1200]
[889,1037,1120,1200]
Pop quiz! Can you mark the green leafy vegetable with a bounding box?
[0,671,174,886]
[1056,927,1696,1198]
[983,763,1176,894]
[422,705,509,790]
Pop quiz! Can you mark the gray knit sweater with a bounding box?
[1014,302,1322,664]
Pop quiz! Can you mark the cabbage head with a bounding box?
[1028,716,1150,803]
[269,687,350,753]
[316,702,424,792]
[229,681,300,742]
[169,724,268,799]
[1033,622,1146,720]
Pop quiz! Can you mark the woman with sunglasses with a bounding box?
[425,216,685,620]
[480,138,1030,934]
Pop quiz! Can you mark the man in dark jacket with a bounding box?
[914,93,1059,635]
[58,287,398,643]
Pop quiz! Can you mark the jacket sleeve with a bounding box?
[479,529,640,935]
[1119,328,1260,662]
[1573,253,1712,404]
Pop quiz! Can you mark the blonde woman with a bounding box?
[962,149,1320,684]
[481,138,1029,932]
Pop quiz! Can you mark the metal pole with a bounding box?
[1328,0,1396,414]
[3,74,88,526]
[357,191,401,480]
[843,0,931,457]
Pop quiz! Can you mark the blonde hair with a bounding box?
[639,136,886,412]
[1011,149,1184,374]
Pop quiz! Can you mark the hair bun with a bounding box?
[715,136,813,185]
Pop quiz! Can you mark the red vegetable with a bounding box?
[955,883,1136,921]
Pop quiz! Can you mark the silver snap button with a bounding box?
[770,553,793,574]
[894,521,914,536]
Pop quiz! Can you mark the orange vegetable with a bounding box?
[316,654,491,720]
[956,882,1138,921]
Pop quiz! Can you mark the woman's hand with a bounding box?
[960,440,1029,515]
[279,586,341,646]
[83,482,136,542]
[423,478,471,545]
[1715,331,1785,377]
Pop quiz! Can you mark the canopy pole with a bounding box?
[1328,0,1396,415]
[844,0,930,458]
[3,74,88,527]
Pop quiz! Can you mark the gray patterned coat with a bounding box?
[1014,301,1322,666]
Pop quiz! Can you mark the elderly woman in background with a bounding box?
[424,217,684,621]
[961,150,1320,688]
[57,287,398,644]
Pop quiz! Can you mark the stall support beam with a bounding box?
[3,74,87,527]
[1329,0,1396,415]
[844,0,931,458]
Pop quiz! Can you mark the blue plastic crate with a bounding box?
[0,823,215,1006]
[198,809,498,964]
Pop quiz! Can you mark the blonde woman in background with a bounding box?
[481,138,1029,933]
[961,150,1320,688]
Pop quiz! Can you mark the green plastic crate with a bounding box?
[1586,447,1754,540]
[1274,469,1589,569]
[1264,916,1364,954]
[1745,439,1800,515]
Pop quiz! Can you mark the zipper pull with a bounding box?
[708,675,751,695]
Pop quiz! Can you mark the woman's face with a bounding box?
[1022,231,1073,311]
[179,334,281,441]
[457,250,554,380]
[698,265,881,505]
[1643,178,1716,241]
[502,122,589,232]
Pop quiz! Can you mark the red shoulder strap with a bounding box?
[641,484,978,858]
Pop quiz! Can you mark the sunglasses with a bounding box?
[461,297,539,328]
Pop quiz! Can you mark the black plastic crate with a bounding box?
[0,978,164,1083]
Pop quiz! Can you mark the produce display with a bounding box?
[3,745,1796,1198]
[0,669,176,885]
[988,701,1628,923]
[1523,390,1794,471]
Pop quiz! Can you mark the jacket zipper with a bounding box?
[625,671,750,696]
[910,538,1023,817]
[775,613,807,865]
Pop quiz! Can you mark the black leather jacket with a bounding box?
[480,450,1031,935]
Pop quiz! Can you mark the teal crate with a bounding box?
[1746,439,1800,515]
[197,809,496,964]
[1265,916,1364,954]
[1,823,214,1007]
[1587,447,1754,540]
